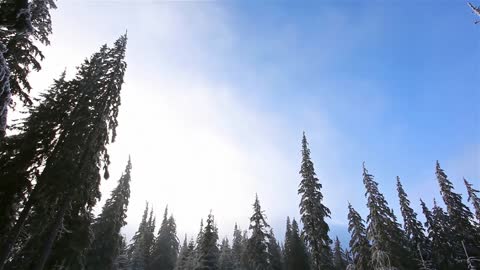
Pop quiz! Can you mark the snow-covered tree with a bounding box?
[86,157,132,270]
[218,238,234,270]
[298,133,333,270]
[267,229,283,270]
[396,176,430,268]
[362,164,414,270]
[195,212,219,270]
[150,207,179,270]
[245,194,270,270]
[332,237,347,270]
[347,203,370,270]
[231,223,245,270]
[1,34,128,270]
[284,217,310,270]
[464,178,480,224]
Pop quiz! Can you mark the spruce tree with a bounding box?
[347,203,370,270]
[396,177,430,268]
[332,237,347,270]
[362,163,414,270]
[245,194,270,270]
[0,34,128,270]
[436,161,479,262]
[284,218,310,270]
[0,0,57,138]
[267,229,283,270]
[129,204,151,270]
[195,212,219,270]
[464,178,480,224]
[115,235,129,270]
[231,223,245,270]
[176,237,196,270]
[86,157,132,270]
[298,133,333,270]
[420,199,458,270]
[218,238,234,270]
[150,207,179,270]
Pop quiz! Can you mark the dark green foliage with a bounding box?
[1,35,127,270]
[436,161,479,263]
[267,229,283,270]
[150,207,179,270]
[195,213,219,270]
[464,178,480,224]
[332,237,347,270]
[231,224,245,270]
[396,177,430,268]
[218,238,234,270]
[298,133,333,270]
[347,203,370,270]
[86,157,132,270]
[0,0,57,137]
[420,199,458,270]
[114,236,129,270]
[176,236,196,270]
[129,204,154,270]
[362,164,415,270]
[246,194,270,270]
[284,217,310,270]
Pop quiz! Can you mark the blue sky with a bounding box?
[25,0,479,245]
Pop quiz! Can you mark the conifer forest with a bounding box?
[0,1,479,270]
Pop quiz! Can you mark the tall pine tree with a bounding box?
[150,207,179,270]
[436,161,479,263]
[347,203,370,270]
[245,194,270,270]
[195,212,219,270]
[298,133,332,270]
[362,163,414,270]
[284,217,310,270]
[1,34,128,270]
[464,178,480,224]
[396,176,430,268]
[86,157,132,270]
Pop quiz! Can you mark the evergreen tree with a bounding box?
[332,237,347,270]
[145,208,156,266]
[396,177,430,268]
[177,236,196,270]
[347,203,370,270]
[362,163,414,270]
[86,157,132,270]
[0,0,57,138]
[195,212,219,270]
[129,204,151,270]
[218,238,234,270]
[115,236,129,270]
[1,34,128,270]
[245,194,270,270]
[284,218,310,270]
[150,207,179,270]
[231,223,245,270]
[464,178,480,224]
[267,229,283,270]
[298,133,333,270]
[420,199,458,270]
[436,161,479,262]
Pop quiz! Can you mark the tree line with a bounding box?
[0,1,479,270]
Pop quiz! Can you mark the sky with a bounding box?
[19,0,480,245]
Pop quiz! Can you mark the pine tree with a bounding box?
[150,207,179,270]
[284,218,310,270]
[195,212,219,270]
[231,223,245,270]
[436,161,479,263]
[267,229,283,270]
[245,194,270,270]
[396,177,430,268]
[464,178,480,224]
[298,133,333,270]
[218,238,234,270]
[0,34,128,270]
[0,70,72,240]
[332,237,347,270]
[86,157,132,270]
[0,0,57,138]
[420,199,458,270]
[115,235,129,270]
[362,163,414,270]
[176,237,196,270]
[347,203,370,270]
[129,204,151,270]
